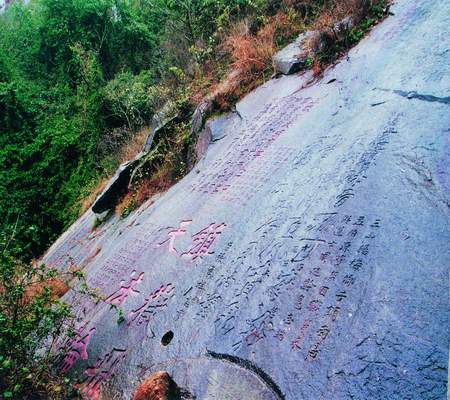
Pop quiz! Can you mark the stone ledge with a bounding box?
[273,16,355,75]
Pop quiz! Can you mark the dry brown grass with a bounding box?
[313,0,361,31]
[116,166,173,217]
[187,11,299,109]
[189,61,217,105]
[211,12,295,109]
[312,58,322,76]
[115,191,135,217]
[224,18,277,78]
[312,0,380,30]
[23,279,70,305]
[117,126,149,164]
[78,177,110,216]
[134,169,173,205]
[0,262,70,308]
[306,0,387,65]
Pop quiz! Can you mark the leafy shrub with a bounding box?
[103,71,169,129]
[0,231,86,399]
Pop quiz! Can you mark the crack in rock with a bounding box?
[393,90,450,104]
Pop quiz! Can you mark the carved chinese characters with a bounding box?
[158,220,226,261]
[79,348,127,400]
[59,324,97,374]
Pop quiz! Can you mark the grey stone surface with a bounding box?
[91,159,139,214]
[272,32,315,75]
[43,0,450,398]
[143,103,178,153]
[333,16,355,35]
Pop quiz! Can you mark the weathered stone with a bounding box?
[187,68,245,167]
[0,0,15,13]
[273,17,356,76]
[144,103,178,153]
[186,99,214,169]
[272,32,316,75]
[43,0,450,398]
[310,16,356,54]
[334,16,355,35]
[91,159,139,214]
[191,99,213,138]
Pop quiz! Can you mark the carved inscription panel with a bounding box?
[42,56,450,400]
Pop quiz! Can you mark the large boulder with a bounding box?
[273,17,356,76]
[143,103,178,153]
[42,1,450,398]
[273,32,316,75]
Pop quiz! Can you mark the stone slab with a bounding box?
[43,0,450,398]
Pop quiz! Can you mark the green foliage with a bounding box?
[0,0,165,259]
[372,0,389,20]
[346,1,389,46]
[161,0,270,43]
[0,232,81,399]
[37,0,161,79]
[103,71,169,129]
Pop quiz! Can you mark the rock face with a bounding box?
[272,32,315,75]
[91,159,139,214]
[0,0,13,13]
[43,0,449,399]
